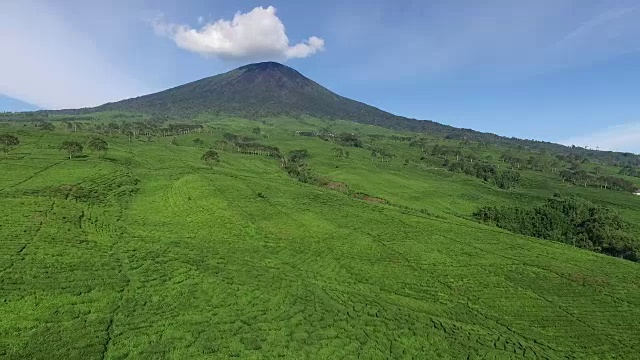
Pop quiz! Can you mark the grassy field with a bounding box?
[1,118,640,359]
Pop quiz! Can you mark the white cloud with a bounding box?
[153,6,325,61]
[561,122,640,153]
[0,0,146,109]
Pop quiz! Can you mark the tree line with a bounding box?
[619,166,640,177]
[559,168,637,193]
[446,160,521,189]
[421,144,522,190]
[59,136,109,159]
[220,133,281,157]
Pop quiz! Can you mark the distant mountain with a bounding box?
[0,95,39,112]
[47,62,638,163]
[55,62,456,133]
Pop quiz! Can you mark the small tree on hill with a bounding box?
[213,140,228,151]
[331,147,350,159]
[60,141,83,159]
[0,134,20,155]
[40,122,55,131]
[201,150,220,166]
[338,133,363,148]
[193,138,205,147]
[88,137,108,157]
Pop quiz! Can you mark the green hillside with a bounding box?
[1,115,639,359]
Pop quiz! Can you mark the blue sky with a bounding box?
[1,0,640,152]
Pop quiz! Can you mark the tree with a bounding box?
[213,140,229,151]
[60,141,83,159]
[201,150,219,166]
[40,122,55,131]
[592,166,603,175]
[282,149,321,184]
[337,133,363,148]
[0,134,20,155]
[87,137,108,157]
[193,138,205,147]
[125,130,134,143]
[286,149,310,164]
[494,170,521,189]
[107,122,120,134]
[252,127,261,134]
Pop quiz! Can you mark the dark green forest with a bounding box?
[475,196,639,261]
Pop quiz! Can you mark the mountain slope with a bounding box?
[58,62,455,132]
[47,61,638,164]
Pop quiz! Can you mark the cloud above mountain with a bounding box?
[153,6,325,61]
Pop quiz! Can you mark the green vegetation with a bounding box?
[21,61,637,172]
[475,196,639,261]
[201,149,220,166]
[1,114,639,359]
[331,147,350,159]
[620,166,640,177]
[192,138,205,147]
[1,62,640,358]
[87,137,108,157]
[59,140,83,159]
[39,122,56,131]
[0,133,19,155]
[447,160,521,190]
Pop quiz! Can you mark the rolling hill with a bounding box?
[1,62,640,358]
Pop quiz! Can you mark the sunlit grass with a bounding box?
[1,118,639,358]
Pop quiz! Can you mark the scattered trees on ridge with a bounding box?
[422,144,522,189]
[222,133,281,157]
[619,166,640,177]
[559,168,637,192]
[370,147,394,162]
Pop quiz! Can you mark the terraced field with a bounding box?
[1,122,639,359]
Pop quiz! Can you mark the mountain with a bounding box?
[45,62,638,164]
[57,62,455,133]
